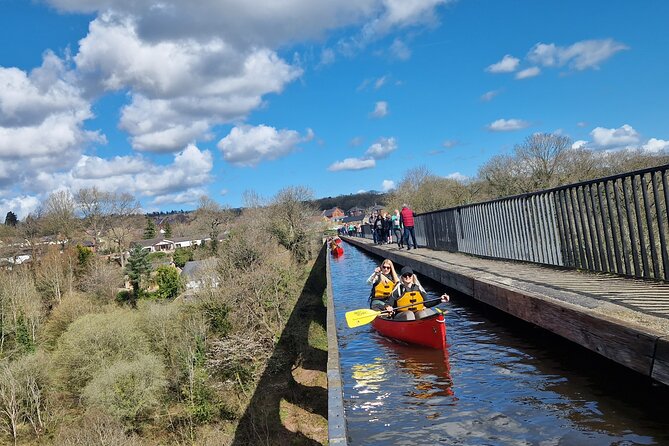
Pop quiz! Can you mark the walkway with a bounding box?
[343,237,669,386]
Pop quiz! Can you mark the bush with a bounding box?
[52,310,151,393]
[154,265,183,299]
[82,354,167,422]
[172,247,194,268]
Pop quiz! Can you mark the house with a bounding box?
[181,258,219,290]
[132,235,211,253]
[321,207,345,222]
[347,206,365,217]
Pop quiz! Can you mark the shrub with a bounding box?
[52,310,150,393]
[154,265,183,299]
[172,247,194,268]
[82,354,167,422]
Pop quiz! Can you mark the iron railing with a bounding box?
[361,163,669,281]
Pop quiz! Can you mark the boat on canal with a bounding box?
[331,244,344,257]
[372,312,446,350]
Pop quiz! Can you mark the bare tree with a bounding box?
[267,186,317,263]
[193,196,230,253]
[41,190,79,245]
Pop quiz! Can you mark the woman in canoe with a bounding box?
[368,259,399,311]
[386,266,449,321]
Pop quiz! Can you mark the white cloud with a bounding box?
[572,140,588,149]
[527,39,627,71]
[0,195,41,221]
[446,172,468,181]
[641,138,669,153]
[442,139,459,148]
[515,66,540,79]
[75,15,302,153]
[590,124,640,148]
[371,101,389,118]
[327,158,376,171]
[480,90,499,101]
[374,76,387,89]
[486,54,519,73]
[350,136,364,146]
[320,48,336,66]
[487,118,530,132]
[217,124,309,167]
[381,179,395,191]
[365,137,397,159]
[389,38,411,60]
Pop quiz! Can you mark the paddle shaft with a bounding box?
[380,297,443,314]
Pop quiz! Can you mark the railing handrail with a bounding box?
[416,162,669,217]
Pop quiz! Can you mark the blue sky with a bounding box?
[1,0,668,218]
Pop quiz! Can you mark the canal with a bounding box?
[331,241,669,445]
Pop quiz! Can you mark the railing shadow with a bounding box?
[231,245,328,446]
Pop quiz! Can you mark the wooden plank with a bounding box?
[652,336,669,385]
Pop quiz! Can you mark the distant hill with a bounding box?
[312,191,388,212]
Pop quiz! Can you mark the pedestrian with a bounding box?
[400,203,417,250]
[391,209,403,248]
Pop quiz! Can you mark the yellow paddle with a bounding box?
[345,298,443,328]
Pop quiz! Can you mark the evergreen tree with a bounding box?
[164,220,173,238]
[4,211,17,226]
[143,216,157,239]
[125,245,151,305]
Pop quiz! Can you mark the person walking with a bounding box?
[400,204,417,250]
[391,209,403,248]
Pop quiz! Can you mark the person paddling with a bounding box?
[368,259,399,311]
[386,266,449,320]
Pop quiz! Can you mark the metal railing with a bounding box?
[358,164,669,281]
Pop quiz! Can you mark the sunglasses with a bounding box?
[402,273,413,278]
[382,265,391,269]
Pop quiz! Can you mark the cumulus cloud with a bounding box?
[327,158,376,171]
[574,124,667,153]
[515,66,540,79]
[590,124,640,148]
[217,124,311,167]
[527,39,628,71]
[75,15,303,153]
[370,101,389,118]
[487,118,530,132]
[364,137,397,159]
[381,179,395,191]
[641,138,669,153]
[486,54,519,73]
[0,195,41,221]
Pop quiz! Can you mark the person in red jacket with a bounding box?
[400,204,417,250]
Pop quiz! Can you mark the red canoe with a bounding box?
[331,246,344,257]
[372,312,446,349]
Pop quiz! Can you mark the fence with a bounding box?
[362,163,669,282]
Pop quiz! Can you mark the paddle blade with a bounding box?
[345,308,381,328]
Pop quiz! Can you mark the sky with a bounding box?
[1,0,668,219]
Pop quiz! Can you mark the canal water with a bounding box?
[331,242,669,445]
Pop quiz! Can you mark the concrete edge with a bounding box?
[344,236,668,386]
[326,246,348,445]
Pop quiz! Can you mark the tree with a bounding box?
[194,196,229,253]
[267,186,317,263]
[172,247,194,268]
[3,212,17,226]
[143,217,157,239]
[41,190,78,244]
[154,266,183,299]
[163,220,173,238]
[125,245,151,304]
